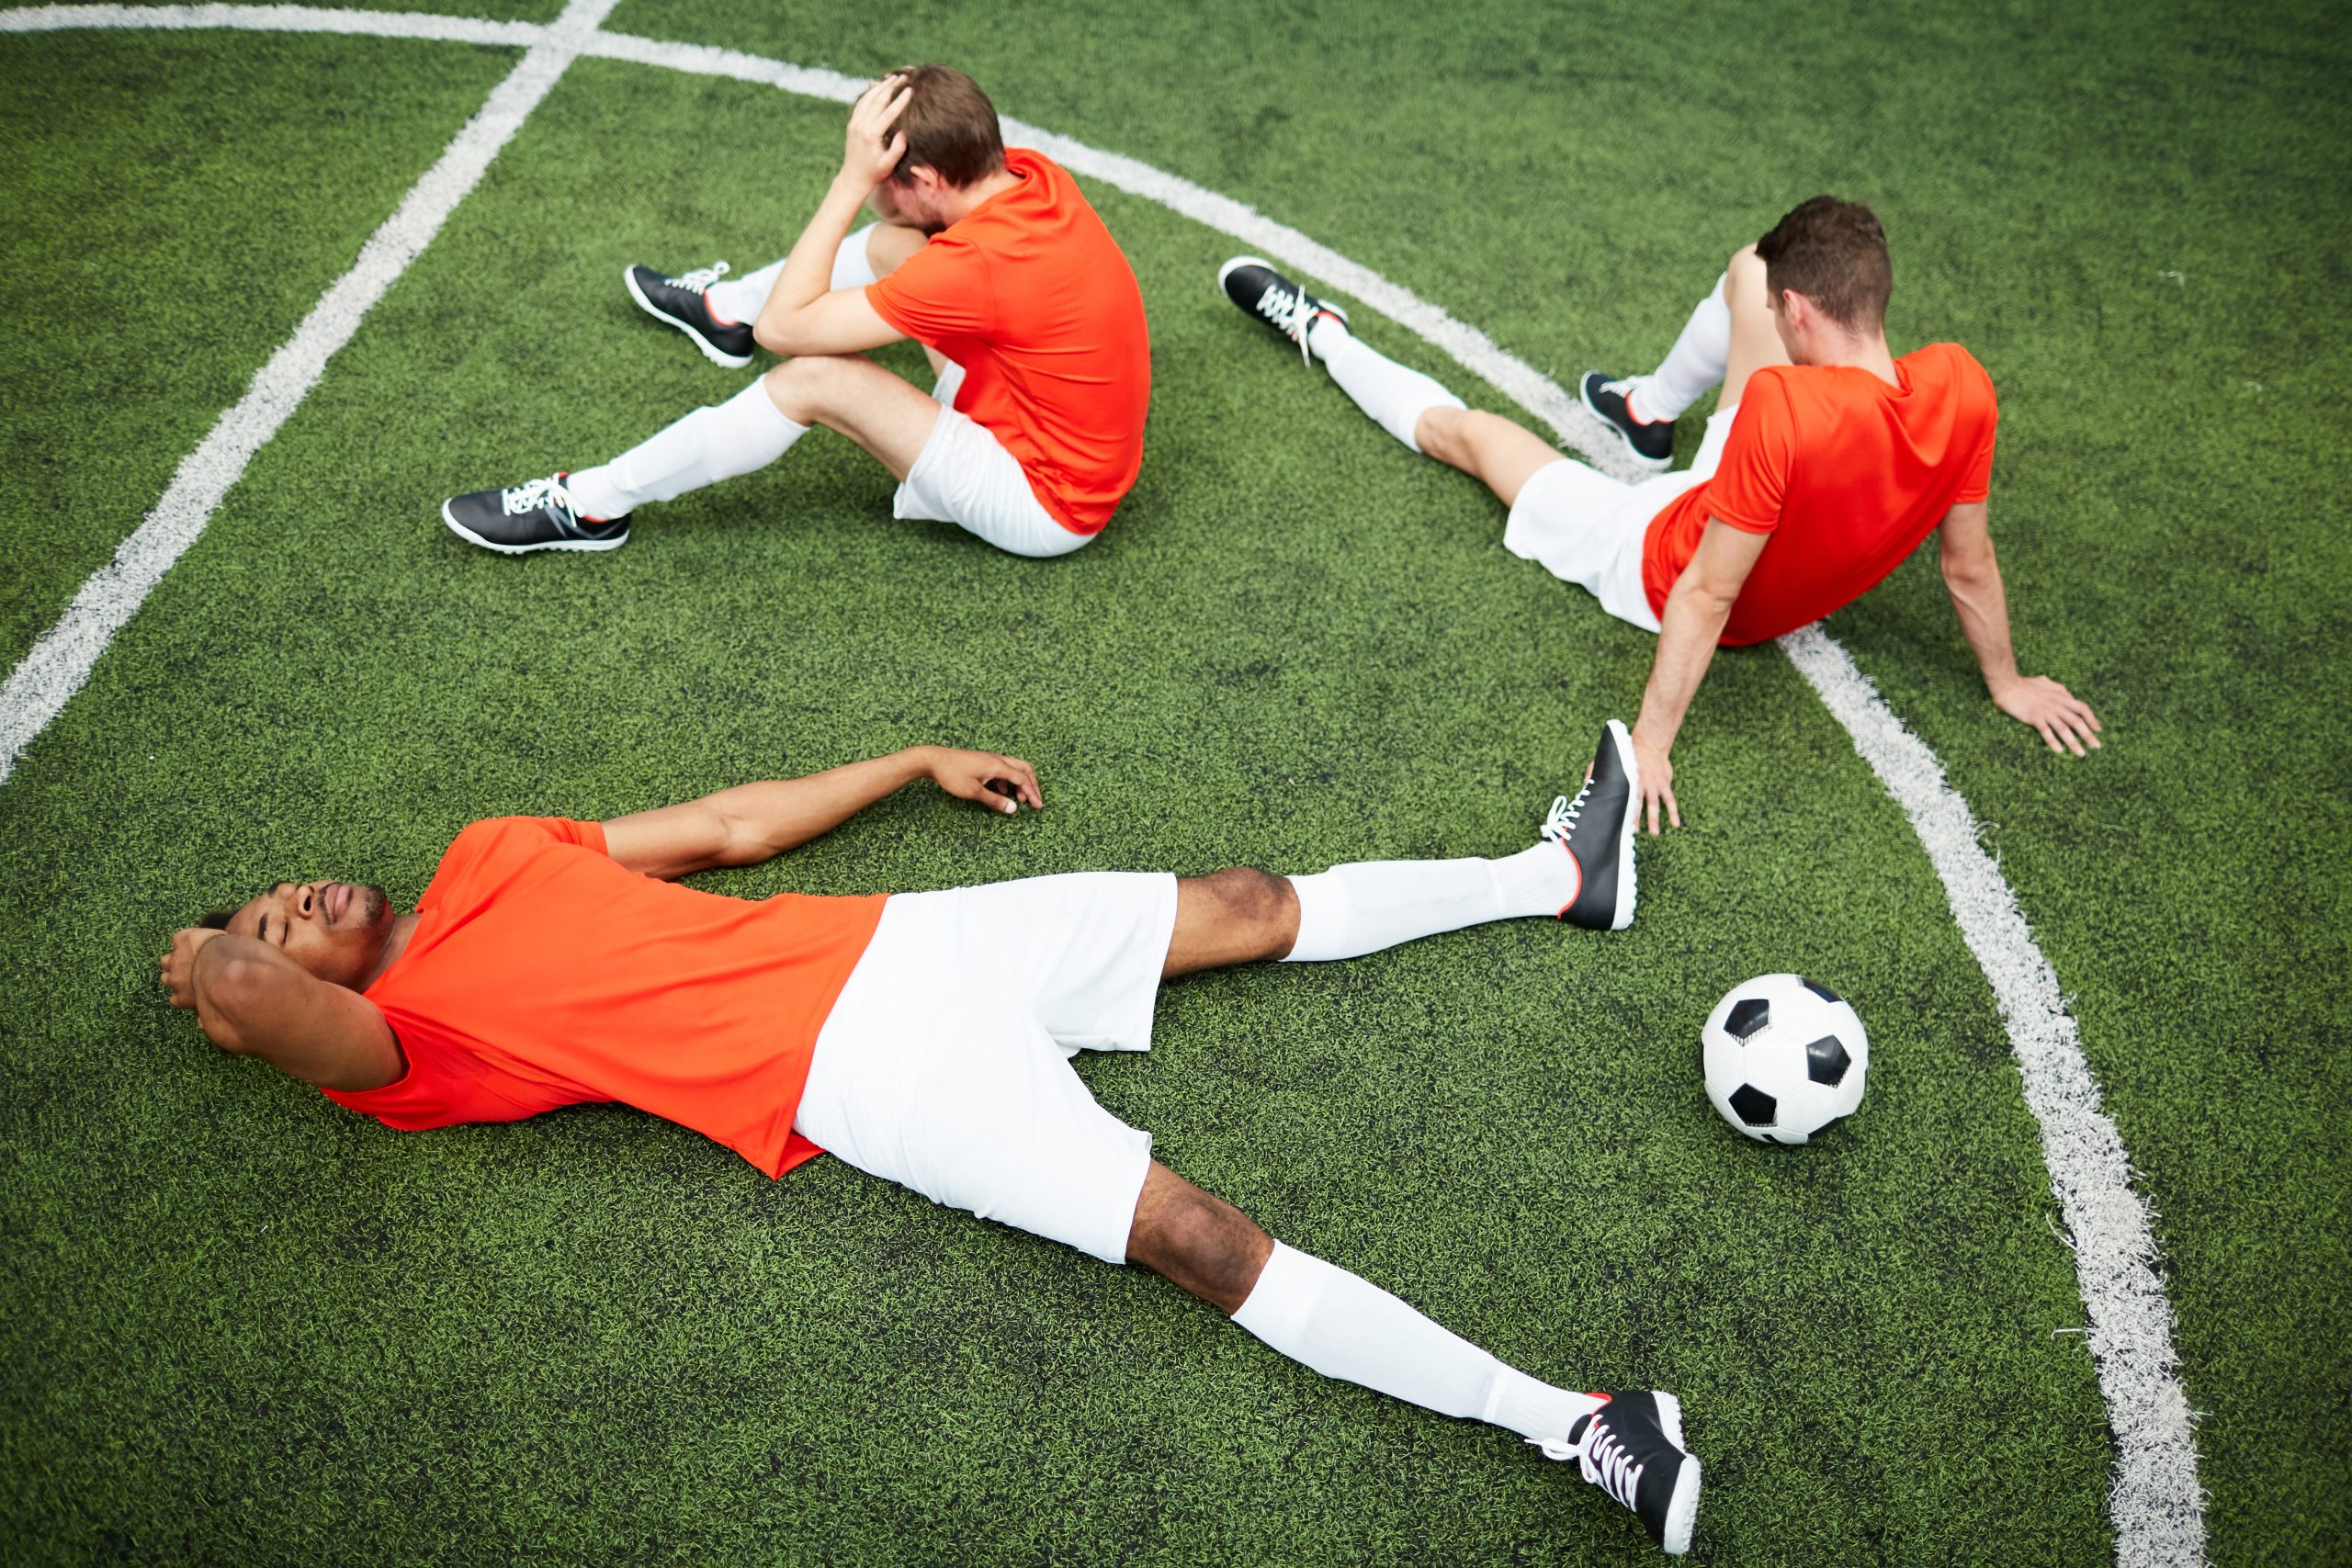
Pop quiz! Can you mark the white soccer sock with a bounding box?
[1233,1242,1600,1441]
[563,378,808,521]
[1628,273,1731,425]
[706,226,879,324]
[1315,323,1464,455]
[1282,841,1573,962]
[703,260,778,326]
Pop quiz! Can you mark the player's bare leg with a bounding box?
[760,353,944,480]
[1124,1158,1702,1553]
[1413,404,1573,509]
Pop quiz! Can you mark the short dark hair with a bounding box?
[198,908,235,931]
[1755,196,1893,332]
[886,63,1005,189]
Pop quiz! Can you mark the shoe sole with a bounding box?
[624,265,753,370]
[1603,718,1639,931]
[1661,1450,1702,1556]
[1578,377,1673,473]
[441,499,628,555]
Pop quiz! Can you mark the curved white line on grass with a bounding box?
[0,2,541,45]
[1783,626,2202,1564]
[0,9,2202,1562]
[0,0,617,783]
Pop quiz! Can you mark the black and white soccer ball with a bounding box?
[1702,974,1869,1145]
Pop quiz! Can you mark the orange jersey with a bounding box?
[1642,344,1999,646]
[865,148,1150,536]
[324,818,888,1178]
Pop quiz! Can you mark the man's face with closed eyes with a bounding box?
[223,879,395,989]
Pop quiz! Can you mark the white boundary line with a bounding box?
[0,0,612,782]
[1783,627,2202,1562]
[0,8,2203,1561]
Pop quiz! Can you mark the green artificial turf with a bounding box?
[3,0,2346,1562]
[0,30,524,678]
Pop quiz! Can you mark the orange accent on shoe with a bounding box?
[1555,838,1583,919]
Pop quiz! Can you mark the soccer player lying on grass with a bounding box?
[158,729,1705,1556]
[444,65,1148,560]
[1219,196,2101,833]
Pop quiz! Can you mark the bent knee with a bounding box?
[762,354,857,421]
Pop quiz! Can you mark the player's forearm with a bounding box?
[1943,560,2023,694]
[756,175,871,352]
[1632,581,1733,756]
[707,747,936,864]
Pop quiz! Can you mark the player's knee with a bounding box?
[1209,867,1298,954]
[1413,403,1478,468]
[762,355,845,423]
[1136,1183,1272,1313]
[1725,243,1766,293]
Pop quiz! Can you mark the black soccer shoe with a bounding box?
[1531,1390,1702,1556]
[1217,255,1349,366]
[1580,372,1676,472]
[441,474,628,555]
[1539,718,1640,931]
[625,262,756,369]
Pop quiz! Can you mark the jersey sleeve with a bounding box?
[865,234,994,345]
[1701,375,1798,535]
[320,1012,566,1129]
[457,816,609,854]
[1952,360,1999,503]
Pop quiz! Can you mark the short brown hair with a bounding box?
[1755,196,1893,331]
[886,64,1005,190]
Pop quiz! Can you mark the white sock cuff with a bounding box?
[1321,335,1464,455]
[725,373,804,437]
[1232,1241,1330,1341]
[830,224,881,292]
[1281,870,1353,963]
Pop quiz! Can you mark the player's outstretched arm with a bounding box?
[602,746,1044,881]
[1629,520,1768,834]
[1937,501,2102,755]
[160,927,405,1089]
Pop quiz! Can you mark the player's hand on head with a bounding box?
[1994,674,2103,756]
[843,72,912,187]
[159,926,224,1010]
[927,748,1044,815]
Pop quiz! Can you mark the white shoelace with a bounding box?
[1539,784,1590,844]
[666,260,731,295]
[501,474,578,521]
[1251,279,1324,365]
[1529,1413,1645,1511]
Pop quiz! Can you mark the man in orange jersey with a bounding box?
[159,732,1705,1556]
[1220,197,2100,834]
[444,65,1148,559]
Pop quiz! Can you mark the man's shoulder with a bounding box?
[1903,341,1995,391]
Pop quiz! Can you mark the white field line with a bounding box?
[0,3,542,45]
[0,0,616,784]
[0,10,2203,1562]
[1783,626,2203,1564]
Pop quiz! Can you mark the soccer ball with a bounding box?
[1702,974,1869,1145]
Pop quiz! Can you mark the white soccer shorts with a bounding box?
[791,871,1181,1264]
[1500,404,1739,632]
[893,361,1095,559]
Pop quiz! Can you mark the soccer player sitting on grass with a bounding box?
[1219,197,2101,834]
[158,728,1705,1556]
[444,65,1148,560]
